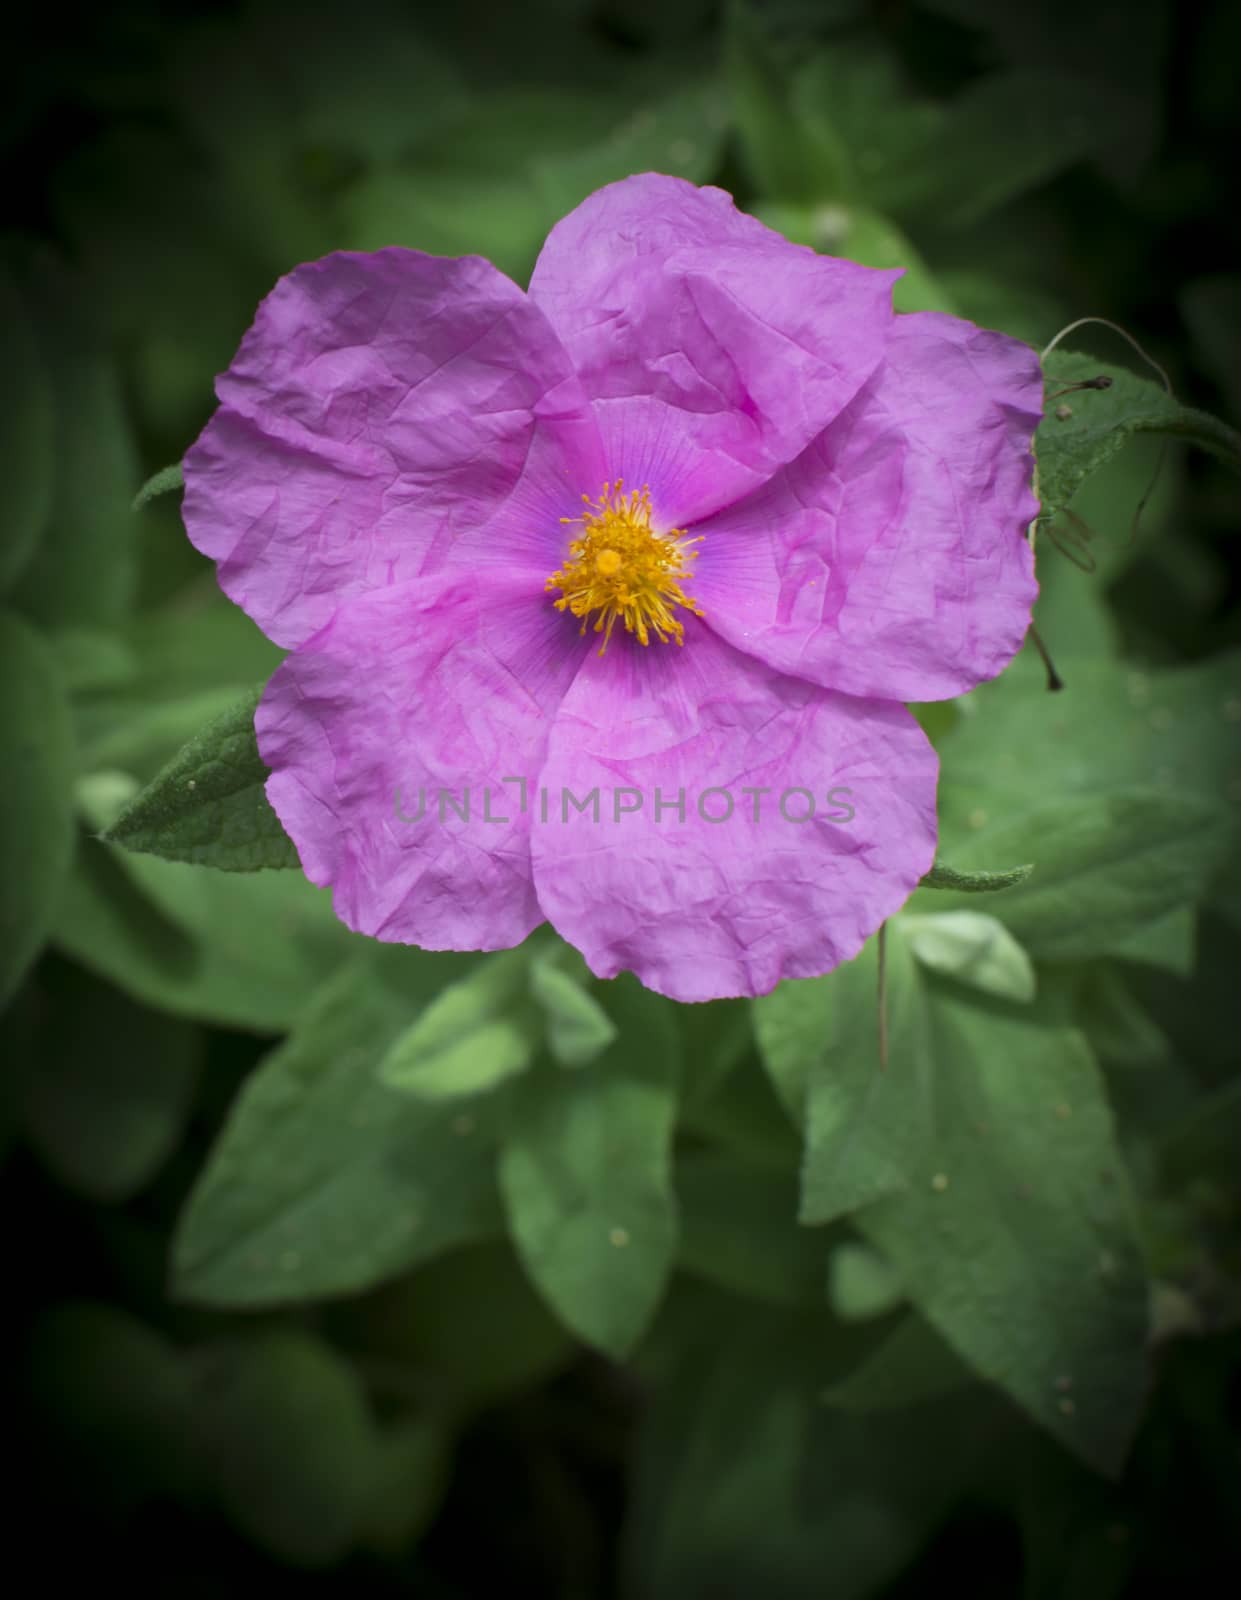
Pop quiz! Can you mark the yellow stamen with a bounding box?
[546,481,703,654]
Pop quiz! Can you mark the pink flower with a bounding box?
[183,175,1040,1002]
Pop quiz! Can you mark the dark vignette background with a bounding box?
[2,1,1239,1596]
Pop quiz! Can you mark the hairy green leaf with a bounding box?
[920,859,1034,893]
[933,654,1241,964]
[754,933,934,1223]
[936,789,1235,963]
[173,949,502,1305]
[499,977,680,1356]
[102,685,297,870]
[1037,349,1241,523]
[131,462,185,510]
[857,987,1149,1475]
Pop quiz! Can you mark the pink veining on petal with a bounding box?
[530,173,898,528]
[530,620,939,1003]
[689,311,1042,702]
[256,573,585,952]
[184,248,601,650]
[185,177,1043,999]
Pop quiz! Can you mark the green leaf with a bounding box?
[679,999,755,1114]
[826,1241,904,1322]
[932,789,1235,964]
[679,1048,803,1171]
[344,1239,573,1418]
[74,602,281,782]
[529,944,618,1068]
[1075,964,1170,1068]
[1019,1432,1139,1600]
[790,39,941,213]
[193,1330,379,1568]
[170,0,467,173]
[102,685,298,870]
[54,627,140,696]
[937,264,1069,351]
[0,612,75,1009]
[920,859,1034,893]
[1043,429,1180,590]
[759,201,956,315]
[131,462,184,511]
[8,250,140,628]
[1158,1076,1241,1187]
[820,1314,972,1413]
[900,910,1037,1002]
[0,262,54,593]
[378,944,541,1099]
[1106,904,1196,976]
[54,830,358,1033]
[874,70,1133,228]
[676,1149,827,1306]
[535,79,727,222]
[856,987,1150,1476]
[753,933,935,1223]
[16,960,202,1202]
[499,976,680,1356]
[627,1295,993,1600]
[931,652,1241,970]
[337,88,617,282]
[1036,349,1241,524]
[726,0,847,201]
[942,651,1241,811]
[57,756,357,1032]
[43,116,293,442]
[173,950,503,1306]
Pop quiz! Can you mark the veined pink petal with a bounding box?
[184,249,602,649]
[529,622,938,1002]
[690,313,1042,701]
[529,173,897,529]
[182,181,1042,999]
[255,574,585,951]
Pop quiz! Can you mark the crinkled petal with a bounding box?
[184,249,603,649]
[690,313,1042,701]
[529,623,938,1002]
[529,174,897,528]
[256,574,585,950]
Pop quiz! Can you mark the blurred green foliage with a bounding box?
[3,0,1241,1593]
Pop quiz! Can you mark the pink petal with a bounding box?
[529,622,938,1002]
[184,249,602,649]
[690,313,1042,701]
[528,174,897,528]
[256,573,585,951]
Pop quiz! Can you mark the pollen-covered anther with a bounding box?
[546,480,703,654]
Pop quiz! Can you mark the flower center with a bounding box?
[546,481,703,654]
